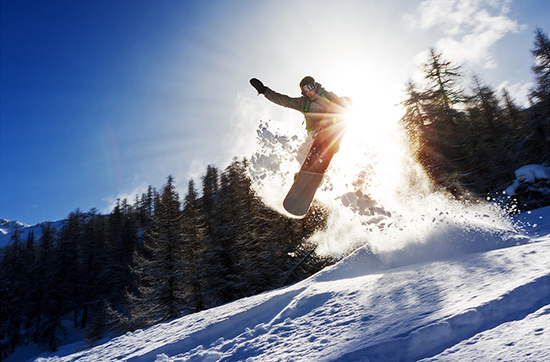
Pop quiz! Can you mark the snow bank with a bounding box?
[515,164,550,184]
[505,164,550,196]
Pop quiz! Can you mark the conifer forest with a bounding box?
[400,28,549,208]
[0,159,331,355]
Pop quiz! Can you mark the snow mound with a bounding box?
[515,164,550,184]
[505,164,550,196]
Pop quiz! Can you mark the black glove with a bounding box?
[250,78,267,94]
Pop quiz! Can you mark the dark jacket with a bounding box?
[264,85,351,133]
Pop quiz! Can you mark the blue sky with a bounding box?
[1,0,548,225]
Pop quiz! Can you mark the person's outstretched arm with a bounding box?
[250,78,306,112]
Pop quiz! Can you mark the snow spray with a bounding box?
[242,94,523,266]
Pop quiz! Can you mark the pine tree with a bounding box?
[107,199,138,306]
[202,165,219,217]
[400,80,429,148]
[34,224,62,351]
[20,230,37,336]
[57,210,85,328]
[219,159,260,298]
[529,27,550,163]
[0,229,24,354]
[422,48,464,118]
[400,49,468,193]
[531,28,550,110]
[181,179,205,312]
[136,186,156,229]
[131,176,188,326]
[200,165,232,307]
[501,88,531,164]
[79,210,111,340]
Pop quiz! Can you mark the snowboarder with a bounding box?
[250,76,352,216]
[249,76,352,163]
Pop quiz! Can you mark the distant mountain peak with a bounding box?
[0,218,64,248]
[0,218,30,228]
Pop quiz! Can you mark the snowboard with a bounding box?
[283,122,347,217]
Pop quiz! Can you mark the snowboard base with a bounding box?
[283,170,324,217]
[283,121,347,217]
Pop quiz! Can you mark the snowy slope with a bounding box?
[32,207,550,362]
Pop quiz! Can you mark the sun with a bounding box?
[323,65,408,200]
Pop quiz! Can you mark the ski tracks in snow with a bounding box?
[152,240,549,361]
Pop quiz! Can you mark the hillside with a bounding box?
[24,206,549,362]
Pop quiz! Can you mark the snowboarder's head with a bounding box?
[300,76,317,97]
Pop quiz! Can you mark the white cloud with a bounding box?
[496,80,533,107]
[406,0,520,68]
[101,183,148,214]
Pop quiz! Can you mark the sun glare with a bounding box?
[323,65,407,204]
[250,55,415,217]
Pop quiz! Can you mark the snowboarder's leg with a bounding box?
[284,121,348,217]
[296,133,314,166]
